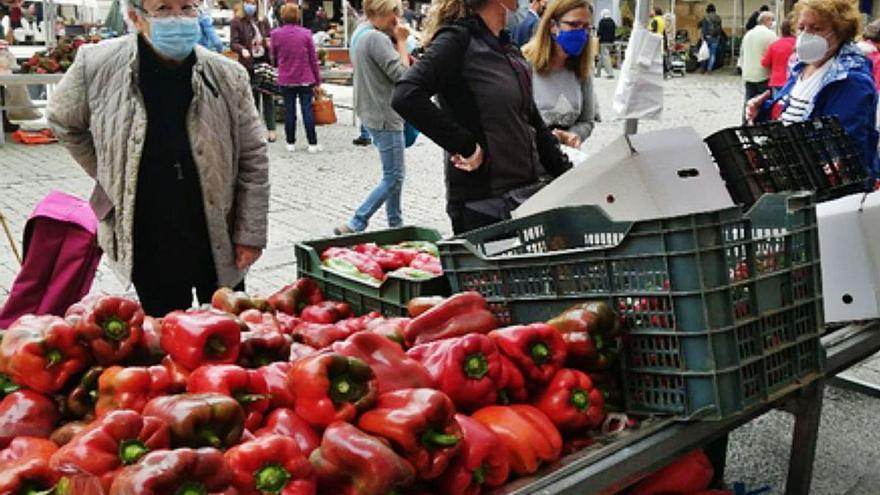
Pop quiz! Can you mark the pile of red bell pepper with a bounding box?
[0,280,640,494]
[320,240,443,284]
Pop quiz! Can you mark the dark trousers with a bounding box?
[744,80,769,123]
[281,85,318,145]
[447,204,500,235]
[252,89,276,131]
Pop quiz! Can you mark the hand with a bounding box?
[313,85,322,96]
[451,144,483,172]
[394,23,410,44]
[235,244,263,270]
[241,48,251,58]
[745,90,771,124]
[552,129,582,148]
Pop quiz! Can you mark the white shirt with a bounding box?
[780,61,832,125]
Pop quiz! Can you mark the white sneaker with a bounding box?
[307,144,322,154]
[286,144,296,152]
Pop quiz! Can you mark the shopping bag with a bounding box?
[697,39,710,62]
[312,89,337,125]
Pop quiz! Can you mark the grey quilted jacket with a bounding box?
[47,34,270,288]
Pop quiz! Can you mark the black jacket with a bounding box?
[598,17,616,44]
[392,16,571,204]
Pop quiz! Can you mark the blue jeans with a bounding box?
[281,86,317,145]
[349,128,405,231]
[359,124,370,140]
[704,38,720,72]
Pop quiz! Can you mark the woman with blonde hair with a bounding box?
[232,0,276,141]
[746,0,878,181]
[392,0,571,234]
[522,0,595,149]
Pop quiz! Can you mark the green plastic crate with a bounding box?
[295,226,450,316]
[438,193,824,420]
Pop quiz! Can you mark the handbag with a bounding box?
[312,89,338,126]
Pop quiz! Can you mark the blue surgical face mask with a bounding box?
[148,16,201,61]
[244,3,257,16]
[553,28,589,57]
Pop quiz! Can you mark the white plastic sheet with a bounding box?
[613,25,664,120]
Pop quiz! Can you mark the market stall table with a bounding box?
[0,73,64,144]
[488,320,880,495]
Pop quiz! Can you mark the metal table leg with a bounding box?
[783,380,825,495]
[704,434,730,488]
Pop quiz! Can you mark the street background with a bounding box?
[1,72,879,493]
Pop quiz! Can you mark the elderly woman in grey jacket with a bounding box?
[47,0,269,316]
[522,0,596,149]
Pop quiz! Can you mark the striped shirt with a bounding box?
[780,61,832,125]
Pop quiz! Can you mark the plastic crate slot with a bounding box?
[793,302,818,339]
[736,321,761,360]
[627,373,686,412]
[741,360,764,402]
[627,334,682,369]
[761,311,793,352]
[765,347,796,391]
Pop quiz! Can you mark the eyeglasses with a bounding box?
[556,19,592,31]
[134,2,201,18]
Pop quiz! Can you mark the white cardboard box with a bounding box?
[818,191,880,323]
[515,127,736,221]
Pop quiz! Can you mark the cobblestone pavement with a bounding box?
[1,70,879,494]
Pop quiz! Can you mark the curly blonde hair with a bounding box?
[422,0,487,44]
[793,0,861,43]
[522,0,594,79]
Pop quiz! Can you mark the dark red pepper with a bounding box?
[160,309,244,370]
[289,352,378,428]
[404,292,498,346]
[239,329,293,368]
[489,324,568,385]
[0,390,59,447]
[71,295,145,365]
[496,355,528,405]
[300,301,353,324]
[293,322,353,349]
[143,393,245,449]
[186,364,271,431]
[94,356,189,417]
[438,414,510,495]
[256,362,296,409]
[254,408,320,456]
[0,436,60,494]
[108,447,234,494]
[225,434,317,495]
[332,332,433,394]
[211,287,271,315]
[534,368,606,432]
[268,278,325,316]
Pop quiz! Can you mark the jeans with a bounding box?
[703,38,720,72]
[281,85,318,145]
[349,128,405,231]
[252,89,276,131]
[359,124,371,140]
[596,43,615,77]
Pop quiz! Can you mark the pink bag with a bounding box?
[0,191,102,328]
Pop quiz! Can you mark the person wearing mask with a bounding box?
[745,4,769,32]
[761,19,796,97]
[740,11,776,116]
[522,0,595,149]
[272,3,322,153]
[512,0,545,47]
[232,0,277,142]
[746,0,878,181]
[198,9,224,52]
[595,8,615,78]
[392,0,572,234]
[699,3,723,74]
[334,0,411,235]
[46,0,269,316]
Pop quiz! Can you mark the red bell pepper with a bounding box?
[0,437,60,495]
[239,328,293,368]
[534,368,605,432]
[71,295,145,365]
[300,301,353,324]
[226,434,317,495]
[335,312,383,334]
[254,408,320,456]
[438,414,510,495]
[275,313,303,334]
[403,292,498,346]
[289,342,320,362]
[489,324,568,384]
[358,388,463,480]
[0,315,90,393]
[50,410,171,492]
[409,252,443,275]
[293,322,353,349]
[310,422,415,495]
[289,352,378,428]
[364,317,410,346]
[268,278,324,316]
[94,357,189,417]
[406,334,503,411]
[471,405,562,476]
[64,365,104,420]
[256,362,296,409]
[50,421,89,447]
[0,390,59,448]
[497,355,528,405]
[160,309,244,370]
[332,332,433,394]
[239,309,282,332]
[321,247,386,281]
[211,287,270,315]
[131,316,165,365]
[143,393,245,449]
[407,296,445,317]
[108,447,233,494]
[628,449,714,495]
[186,364,271,431]
[354,242,409,271]
[63,293,103,326]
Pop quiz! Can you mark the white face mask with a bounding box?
[797,31,830,63]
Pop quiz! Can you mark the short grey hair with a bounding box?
[758,11,774,25]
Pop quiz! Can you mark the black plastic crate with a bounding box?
[705,117,868,207]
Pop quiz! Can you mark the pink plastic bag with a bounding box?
[0,191,102,328]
